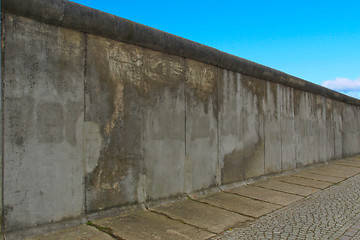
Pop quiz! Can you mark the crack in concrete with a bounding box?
[144,203,216,235]
[274,179,324,189]
[188,197,255,220]
[250,184,310,198]
[86,220,124,240]
[223,190,287,207]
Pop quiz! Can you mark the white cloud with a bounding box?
[321,77,360,99]
[322,77,360,91]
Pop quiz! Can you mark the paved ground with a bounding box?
[19,155,360,240]
[213,168,360,239]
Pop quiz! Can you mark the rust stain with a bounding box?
[104,83,124,135]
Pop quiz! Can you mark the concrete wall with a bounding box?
[2,0,360,235]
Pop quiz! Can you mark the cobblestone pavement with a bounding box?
[212,174,360,240]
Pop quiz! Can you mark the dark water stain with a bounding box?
[243,138,265,179]
[222,149,244,184]
[85,37,144,211]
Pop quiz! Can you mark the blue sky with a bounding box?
[71,0,360,99]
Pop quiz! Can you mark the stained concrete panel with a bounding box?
[280,86,296,170]
[152,200,251,233]
[333,100,343,159]
[342,105,359,157]
[316,96,329,163]
[185,60,219,192]
[294,91,319,167]
[94,210,214,240]
[307,93,320,165]
[85,34,144,211]
[219,70,244,184]
[143,49,186,200]
[242,75,265,179]
[3,14,85,231]
[264,81,282,173]
[198,192,280,218]
[324,98,336,161]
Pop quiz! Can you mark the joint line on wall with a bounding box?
[83,32,88,215]
[1,11,6,238]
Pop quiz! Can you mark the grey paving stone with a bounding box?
[303,167,355,178]
[226,185,303,206]
[292,171,344,183]
[151,199,252,233]
[197,192,281,218]
[274,175,333,189]
[94,210,214,240]
[253,179,319,196]
[212,174,360,240]
[334,160,360,168]
[24,225,114,240]
[324,164,360,175]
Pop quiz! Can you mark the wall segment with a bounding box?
[2,0,360,236]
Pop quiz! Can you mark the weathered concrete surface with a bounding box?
[253,179,319,196]
[3,14,85,231]
[242,75,265,179]
[185,59,219,192]
[280,86,297,170]
[294,91,319,167]
[93,210,214,240]
[219,70,244,184]
[226,185,303,206]
[15,156,360,240]
[264,82,282,173]
[274,175,333,189]
[85,34,144,211]
[333,100,344,159]
[151,200,251,233]
[24,225,113,240]
[5,0,360,106]
[143,49,186,200]
[3,0,360,236]
[319,97,336,162]
[198,192,281,218]
[342,105,360,157]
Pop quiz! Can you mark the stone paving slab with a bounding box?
[292,171,344,183]
[24,225,114,240]
[93,210,214,240]
[334,160,360,168]
[151,199,252,234]
[347,156,360,161]
[252,179,318,196]
[226,185,303,206]
[274,175,333,189]
[303,167,355,178]
[212,173,360,240]
[197,192,281,218]
[324,164,360,174]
